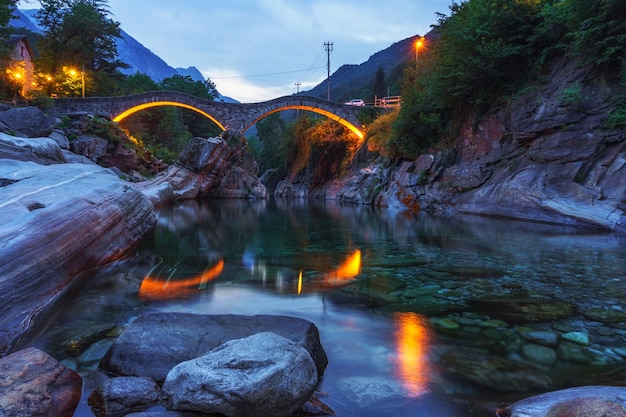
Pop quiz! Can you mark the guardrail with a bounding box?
[366,96,401,108]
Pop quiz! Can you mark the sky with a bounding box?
[18,0,453,102]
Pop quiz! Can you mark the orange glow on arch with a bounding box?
[321,249,361,287]
[112,101,226,131]
[394,312,430,397]
[138,259,224,300]
[246,106,364,140]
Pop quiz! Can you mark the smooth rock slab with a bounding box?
[99,313,328,383]
[0,159,156,353]
[163,332,318,417]
[0,347,82,417]
[497,386,626,417]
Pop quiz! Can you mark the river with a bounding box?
[26,198,626,417]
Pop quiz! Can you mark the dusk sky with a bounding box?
[19,0,453,102]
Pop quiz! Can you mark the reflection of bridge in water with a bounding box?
[50,91,370,139]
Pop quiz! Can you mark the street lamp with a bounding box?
[415,37,424,65]
[68,66,85,97]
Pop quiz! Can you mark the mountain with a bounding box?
[303,34,425,102]
[115,30,178,81]
[175,66,205,82]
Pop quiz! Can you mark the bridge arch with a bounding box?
[112,101,226,131]
[245,105,364,139]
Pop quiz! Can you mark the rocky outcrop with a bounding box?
[0,347,83,417]
[99,313,327,382]
[91,313,327,416]
[0,105,56,138]
[276,57,626,233]
[134,132,266,206]
[0,133,156,354]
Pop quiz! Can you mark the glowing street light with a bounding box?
[68,67,85,97]
[415,37,425,65]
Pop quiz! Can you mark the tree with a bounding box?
[160,74,217,100]
[36,0,125,96]
[430,0,543,109]
[372,66,386,100]
[561,0,626,68]
[0,1,18,73]
[158,74,221,138]
[0,0,17,38]
[253,112,290,174]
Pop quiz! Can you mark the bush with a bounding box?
[365,109,398,157]
[26,91,53,110]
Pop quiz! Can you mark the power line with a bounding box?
[211,66,325,79]
[297,45,327,87]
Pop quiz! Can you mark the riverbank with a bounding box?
[276,57,626,234]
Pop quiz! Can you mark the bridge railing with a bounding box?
[369,96,401,108]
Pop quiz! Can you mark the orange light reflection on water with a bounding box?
[393,312,430,397]
[321,249,361,287]
[138,259,224,300]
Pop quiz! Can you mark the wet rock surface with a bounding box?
[0,156,156,354]
[496,386,626,417]
[88,376,161,416]
[0,347,83,417]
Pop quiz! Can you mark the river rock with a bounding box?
[0,105,56,137]
[162,332,318,417]
[583,308,626,323]
[439,349,553,392]
[468,296,576,322]
[88,376,161,416]
[99,313,327,383]
[0,155,156,354]
[71,134,108,162]
[521,343,558,365]
[0,347,82,417]
[496,386,626,417]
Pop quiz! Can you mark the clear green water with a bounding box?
[26,198,626,416]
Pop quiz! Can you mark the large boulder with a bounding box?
[0,347,82,417]
[0,106,56,137]
[497,386,626,417]
[0,155,156,353]
[134,133,266,206]
[163,332,318,417]
[99,313,328,383]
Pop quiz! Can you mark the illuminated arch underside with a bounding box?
[246,105,364,140]
[112,101,226,131]
[112,102,364,140]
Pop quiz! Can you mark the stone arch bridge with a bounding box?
[50,91,369,139]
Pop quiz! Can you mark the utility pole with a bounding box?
[295,82,301,117]
[324,41,333,101]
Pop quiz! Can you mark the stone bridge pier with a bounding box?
[50,91,368,139]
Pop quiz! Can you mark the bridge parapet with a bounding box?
[50,91,370,139]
